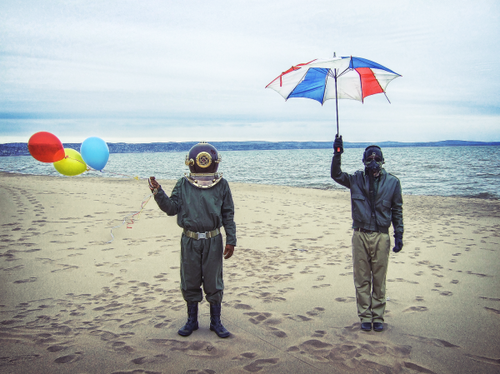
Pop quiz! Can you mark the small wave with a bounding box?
[476,172,500,178]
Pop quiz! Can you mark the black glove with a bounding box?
[393,233,403,253]
[333,134,343,155]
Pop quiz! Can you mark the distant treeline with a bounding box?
[1,140,499,157]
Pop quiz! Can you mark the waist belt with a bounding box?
[183,228,220,240]
[354,227,380,234]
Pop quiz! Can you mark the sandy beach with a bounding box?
[1,172,499,374]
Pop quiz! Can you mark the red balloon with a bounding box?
[28,132,65,163]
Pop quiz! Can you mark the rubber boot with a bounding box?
[178,302,199,336]
[209,303,230,338]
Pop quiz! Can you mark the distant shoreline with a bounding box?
[1,140,499,157]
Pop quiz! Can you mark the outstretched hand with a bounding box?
[148,176,160,192]
[224,244,234,259]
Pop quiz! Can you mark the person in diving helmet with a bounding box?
[148,142,236,338]
[331,135,403,332]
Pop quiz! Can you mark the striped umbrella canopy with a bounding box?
[266,56,401,135]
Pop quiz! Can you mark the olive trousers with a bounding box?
[180,234,224,304]
[352,231,390,323]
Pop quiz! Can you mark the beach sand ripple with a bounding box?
[1,173,499,373]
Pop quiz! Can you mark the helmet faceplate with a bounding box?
[184,142,222,189]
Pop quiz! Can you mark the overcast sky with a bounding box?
[1,0,499,143]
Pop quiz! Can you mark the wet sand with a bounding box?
[1,172,499,373]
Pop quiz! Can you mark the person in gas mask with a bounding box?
[331,135,403,332]
[148,142,236,338]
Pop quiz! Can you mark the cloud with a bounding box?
[1,0,499,142]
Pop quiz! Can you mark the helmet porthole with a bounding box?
[196,152,212,169]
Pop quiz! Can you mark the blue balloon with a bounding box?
[80,137,109,170]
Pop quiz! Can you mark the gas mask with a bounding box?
[362,145,384,178]
[365,159,383,177]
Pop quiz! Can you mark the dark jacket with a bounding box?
[331,154,403,235]
[154,177,237,246]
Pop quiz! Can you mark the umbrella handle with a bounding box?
[334,134,343,154]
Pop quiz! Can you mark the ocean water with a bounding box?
[1,146,499,200]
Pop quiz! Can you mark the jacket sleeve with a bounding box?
[391,179,404,235]
[221,182,237,246]
[154,180,182,216]
[331,154,351,188]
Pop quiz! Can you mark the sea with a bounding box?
[1,146,500,200]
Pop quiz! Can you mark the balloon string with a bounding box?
[60,156,151,241]
[107,193,153,243]
[64,156,144,180]
[97,169,143,180]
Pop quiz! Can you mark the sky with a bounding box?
[1,0,499,143]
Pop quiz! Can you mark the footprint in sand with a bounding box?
[234,303,253,310]
[335,297,355,303]
[4,264,25,271]
[286,314,312,322]
[89,330,120,341]
[232,352,258,361]
[407,334,460,348]
[225,299,253,310]
[47,345,69,353]
[306,306,325,317]
[244,312,287,338]
[480,296,500,302]
[464,353,500,368]
[119,318,149,329]
[311,330,327,338]
[403,306,428,313]
[484,307,500,315]
[154,319,172,328]
[130,354,169,365]
[147,339,221,358]
[243,358,280,372]
[245,312,277,325]
[109,341,135,353]
[439,291,453,296]
[312,283,331,289]
[13,277,37,284]
[97,271,114,277]
[54,352,83,364]
[466,270,490,278]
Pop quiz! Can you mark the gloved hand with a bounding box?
[148,176,161,194]
[393,233,403,253]
[334,134,343,155]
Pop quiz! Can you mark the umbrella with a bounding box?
[265,55,401,135]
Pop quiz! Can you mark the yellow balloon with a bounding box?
[54,148,87,176]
